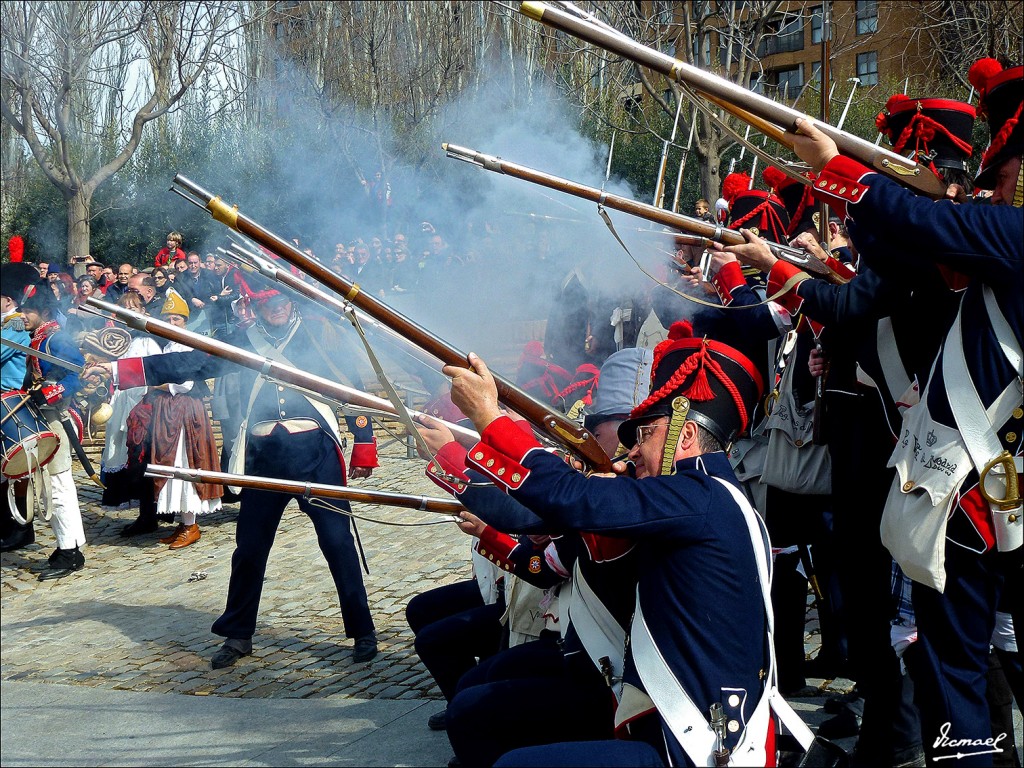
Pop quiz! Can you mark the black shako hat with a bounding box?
[617,320,763,451]
[875,94,976,175]
[968,59,1023,190]
[727,188,791,244]
[776,171,819,237]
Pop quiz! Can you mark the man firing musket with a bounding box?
[87,275,382,668]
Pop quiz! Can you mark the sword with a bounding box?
[0,337,104,488]
[0,337,84,373]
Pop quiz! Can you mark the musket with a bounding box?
[169,175,611,473]
[671,107,698,214]
[145,465,466,515]
[84,297,480,447]
[444,142,848,285]
[220,241,443,376]
[519,1,947,198]
[653,95,684,208]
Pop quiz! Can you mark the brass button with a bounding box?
[851,188,859,195]
[486,459,495,468]
[479,548,486,555]
[487,554,494,561]
[1008,514,1018,523]
[903,481,915,492]
[728,694,740,707]
[839,187,847,194]
[497,468,506,476]
[511,472,521,483]
[794,439,804,447]
[278,385,284,392]
[1012,407,1023,420]
[1006,432,1018,443]
[474,451,484,460]
[727,720,740,733]
[829,183,837,191]
[819,181,827,188]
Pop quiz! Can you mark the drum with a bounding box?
[1,391,61,480]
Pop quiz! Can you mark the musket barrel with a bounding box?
[443,144,845,284]
[519,2,946,198]
[171,174,611,472]
[145,465,465,514]
[84,297,480,446]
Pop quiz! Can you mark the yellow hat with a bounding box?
[160,290,190,319]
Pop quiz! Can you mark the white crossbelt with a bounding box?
[569,561,627,699]
[631,477,813,766]
[942,286,1023,551]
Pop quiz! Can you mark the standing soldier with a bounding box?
[18,286,88,579]
[90,284,381,666]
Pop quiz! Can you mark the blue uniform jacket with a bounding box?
[463,416,769,766]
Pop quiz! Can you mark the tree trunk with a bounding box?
[66,187,91,263]
[698,134,724,203]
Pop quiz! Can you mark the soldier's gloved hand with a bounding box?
[31,382,65,406]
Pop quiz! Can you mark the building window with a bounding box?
[774,65,803,99]
[759,13,803,56]
[810,6,823,44]
[857,51,878,85]
[856,0,878,35]
[811,61,822,83]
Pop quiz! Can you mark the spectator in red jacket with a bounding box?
[154,231,186,267]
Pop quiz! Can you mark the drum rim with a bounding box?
[0,431,61,480]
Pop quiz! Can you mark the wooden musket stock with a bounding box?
[145,465,465,514]
[168,175,610,473]
[443,143,847,284]
[85,297,480,447]
[519,1,947,198]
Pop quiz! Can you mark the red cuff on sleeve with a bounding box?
[481,415,543,462]
[425,441,471,495]
[810,155,874,220]
[116,358,147,389]
[710,261,746,306]
[475,526,520,573]
[350,439,379,469]
[767,261,810,315]
[824,255,857,281]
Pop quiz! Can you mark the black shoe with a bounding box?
[221,491,241,504]
[39,547,85,580]
[817,709,862,739]
[211,640,251,670]
[428,708,447,731]
[120,517,158,537]
[0,525,35,553]
[823,689,862,714]
[352,634,378,663]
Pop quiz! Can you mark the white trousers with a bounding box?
[48,469,86,549]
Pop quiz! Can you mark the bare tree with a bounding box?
[503,1,789,200]
[1,1,239,261]
[913,0,1024,89]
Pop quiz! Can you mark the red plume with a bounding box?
[667,320,694,340]
[721,172,751,204]
[762,166,786,193]
[969,58,1003,93]
[885,93,911,113]
[8,235,24,263]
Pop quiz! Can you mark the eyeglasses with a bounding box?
[636,422,667,447]
[154,275,166,281]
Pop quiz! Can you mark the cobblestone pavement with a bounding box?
[1,438,469,701]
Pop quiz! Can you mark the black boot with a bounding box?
[0,523,35,552]
[39,546,85,580]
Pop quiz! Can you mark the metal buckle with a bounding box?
[979,450,1022,511]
